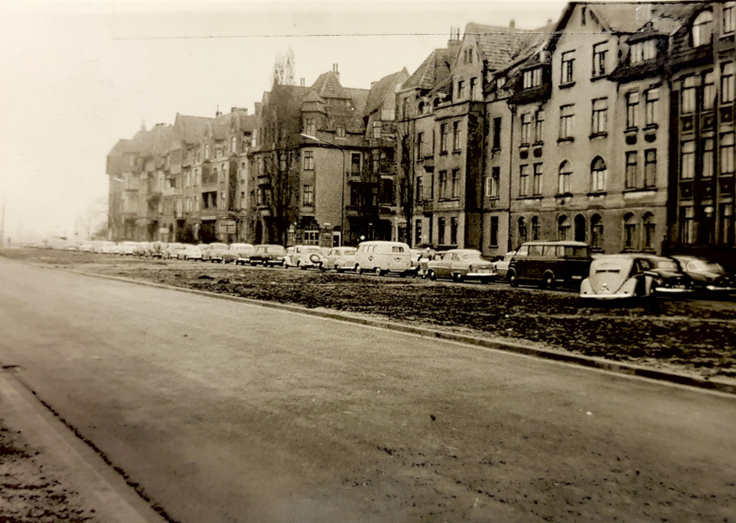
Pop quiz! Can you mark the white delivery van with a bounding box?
[355,241,412,276]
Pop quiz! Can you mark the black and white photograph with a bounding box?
[0,0,735,521]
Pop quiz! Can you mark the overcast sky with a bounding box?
[0,0,567,241]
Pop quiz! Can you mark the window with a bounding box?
[220,191,226,209]
[625,152,638,189]
[450,217,458,245]
[591,157,607,193]
[531,216,540,241]
[205,144,210,159]
[451,169,460,198]
[624,213,637,250]
[492,118,502,149]
[457,80,465,100]
[692,10,713,47]
[519,165,530,197]
[592,42,607,77]
[630,40,657,64]
[490,216,499,246]
[725,3,736,34]
[372,122,380,139]
[304,150,314,171]
[302,184,314,206]
[645,149,657,187]
[351,153,361,175]
[440,124,448,153]
[645,88,659,126]
[438,217,446,244]
[518,217,527,243]
[558,161,571,194]
[336,125,346,138]
[643,213,656,250]
[453,121,462,151]
[591,98,608,135]
[561,51,575,84]
[470,77,477,100]
[722,204,734,245]
[722,63,735,104]
[487,167,500,198]
[702,139,714,179]
[231,136,237,153]
[304,117,316,136]
[521,113,532,144]
[591,214,603,249]
[522,68,542,89]
[559,105,574,139]
[680,206,695,244]
[681,141,695,179]
[439,170,448,199]
[415,176,423,202]
[682,77,697,114]
[626,92,639,128]
[558,215,570,241]
[417,132,424,158]
[532,163,543,196]
[703,72,715,111]
[534,111,544,143]
[722,132,735,176]
[380,178,394,205]
[415,220,422,245]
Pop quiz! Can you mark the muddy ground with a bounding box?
[3,248,735,381]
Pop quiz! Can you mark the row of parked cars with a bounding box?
[67,239,734,301]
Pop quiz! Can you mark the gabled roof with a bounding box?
[365,68,408,116]
[174,114,214,144]
[311,71,351,99]
[465,22,545,71]
[108,138,135,156]
[403,48,454,91]
[344,87,370,115]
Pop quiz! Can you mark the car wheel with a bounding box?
[375,267,383,277]
[335,265,340,272]
[541,272,555,290]
[507,270,518,287]
[356,265,363,275]
[452,272,464,283]
[428,270,437,281]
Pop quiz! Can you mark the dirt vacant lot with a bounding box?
[4,248,735,383]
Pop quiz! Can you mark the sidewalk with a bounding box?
[0,368,168,523]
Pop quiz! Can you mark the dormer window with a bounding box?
[522,68,542,89]
[692,10,713,47]
[304,118,316,136]
[336,125,345,138]
[458,80,465,99]
[630,40,657,64]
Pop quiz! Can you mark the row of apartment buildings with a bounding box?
[107,1,736,264]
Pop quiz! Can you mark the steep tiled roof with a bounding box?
[302,90,327,114]
[582,2,695,35]
[345,87,370,115]
[174,114,214,144]
[365,69,406,116]
[108,138,135,155]
[404,48,454,91]
[466,22,543,71]
[238,113,258,133]
[311,72,351,99]
[131,123,175,157]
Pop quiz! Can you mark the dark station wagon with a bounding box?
[507,241,592,289]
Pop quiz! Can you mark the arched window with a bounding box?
[692,10,713,47]
[433,97,441,110]
[624,212,638,250]
[558,161,572,195]
[558,215,570,241]
[591,157,607,193]
[643,212,656,250]
[518,217,528,243]
[574,214,586,242]
[418,101,425,114]
[591,214,603,250]
[531,216,540,241]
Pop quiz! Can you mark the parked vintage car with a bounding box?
[177,244,203,261]
[507,241,592,289]
[355,241,412,276]
[249,244,287,267]
[284,245,324,269]
[493,250,516,280]
[162,243,186,259]
[148,242,165,258]
[202,243,229,262]
[224,243,255,264]
[425,249,497,283]
[580,254,693,301]
[671,255,736,296]
[320,247,358,272]
[118,241,139,256]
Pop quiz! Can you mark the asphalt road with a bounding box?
[0,258,735,523]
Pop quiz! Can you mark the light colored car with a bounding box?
[494,250,516,280]
[320,247,358,272]
[96,241,116,254]
[355,240,412,276]
[202,243,229,262]
[163,242,186,259]
[426,249,497,283]
[226,243,256,264]
[177,244,203,261]
[287,245,325,269]
[119,241,139,256]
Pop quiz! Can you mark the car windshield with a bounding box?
[687,260,724,272]
[305,247,321,253]
[343,251,356,256]
[266,246,284,253]
[460,252,483,261]
[655,259,679,271]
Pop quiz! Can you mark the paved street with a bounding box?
[0,258,735,522]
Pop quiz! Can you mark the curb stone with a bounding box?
[61,266,736,396]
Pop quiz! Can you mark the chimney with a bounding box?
[215,104,222,117]
[447,27,461,55]
[300,78,305,87]
[333,63,340,81]
[509,19,516,28]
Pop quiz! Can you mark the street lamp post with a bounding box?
[300,133,347,246]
